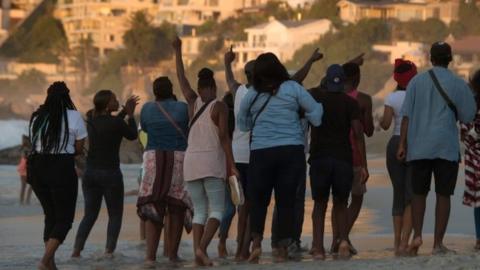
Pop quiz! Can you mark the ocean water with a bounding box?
[0,119,29,150]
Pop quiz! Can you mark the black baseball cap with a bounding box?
[326,64,345,92]
[430,41,452,60]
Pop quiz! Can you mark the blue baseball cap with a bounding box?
[326,64,345,92]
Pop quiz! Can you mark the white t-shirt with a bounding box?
[385,90,406,136]
[232,85,251,164]
[34,110,88,154]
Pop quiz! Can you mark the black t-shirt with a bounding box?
[86,114,138,169]
[309,88,361,163]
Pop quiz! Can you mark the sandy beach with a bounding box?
[1,157,479,269]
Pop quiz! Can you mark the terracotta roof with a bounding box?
[450,36,480,54]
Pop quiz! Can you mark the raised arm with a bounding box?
[172,36,197,106]
[345,53,365,66]
[291,48,323,84]
[296,82,323,127]
[224,46,241,95]
[120,95,140,140]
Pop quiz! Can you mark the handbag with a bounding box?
[228,175,245,206]
[247,93,272,144]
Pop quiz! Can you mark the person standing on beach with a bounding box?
[461,69,480,250]
[237,53,322,262]
[331,62,373,254]
[29,82,87,270]
[397,42,476,255]
[72,91,139,258]
[18,135,33,205]
[173,36,238,267]
[309,64,367,260]
[380,59,417,255]
[221,46,324,260]
[136,77,193,266]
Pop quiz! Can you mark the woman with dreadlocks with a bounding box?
[29,82,87,270]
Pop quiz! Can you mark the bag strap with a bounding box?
[428,70,458,121]
[189,99,214,128]
[249,93,272,144]
[155,102,187,140]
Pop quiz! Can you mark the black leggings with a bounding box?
[30,154,78,243]
[74,168,124,252]
[248,145,305,247]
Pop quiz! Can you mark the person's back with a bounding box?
[140,100,188,151]
[238,80,322,150]
[403,66,476,161]
[309,88,359,162]
[87,114,137,169]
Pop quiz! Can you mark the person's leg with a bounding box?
[196,178,226,266]
[386,136,407,254]
[248,148,275,263]
[167,204,186,262]
[312,197,328,259]
[271,205,279,251]
[44,157,78,267]
[186,180,208,266]
[218,184,235,258]
[432,159,458,253]
[103,170,124,255]
[292,165,307,251]
[332,159,354,259]
[271,146,304,261]
[235,163,250,261]
[346,168,364,235]
[145,219,163,263]
[400,204,412,252]
[72,171,103,257]
[408,160,432,256]
[475,207,480,250]
[20,176,27,204]
[26,184,33,205]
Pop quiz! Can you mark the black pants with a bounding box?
[271,160,306,248]
[30,154,78,243]
[248,145,305,247]
[74,167,124,252]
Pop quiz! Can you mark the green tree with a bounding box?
[304,0,340,21]
[123,11,176,73]
[70,37,98,91]
[393,18,448,44]
[87,50,128,95]
[15,69,48,94]
[450,0,480,37]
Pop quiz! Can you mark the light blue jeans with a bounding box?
[187,177,226,225]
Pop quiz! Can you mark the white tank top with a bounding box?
[232,85,251,164]
[183,98,226,181]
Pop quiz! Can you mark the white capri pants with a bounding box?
[186,177,226,225]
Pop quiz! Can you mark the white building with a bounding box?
[373,41,428,67]
[233,17,333,69]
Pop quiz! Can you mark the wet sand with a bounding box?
[1,158,479,269]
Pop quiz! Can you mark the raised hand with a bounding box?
[224,45,236,64]
[123,95,140,117]
[172,36,182,50]
[348,53,365,66]
[309,48,324,63]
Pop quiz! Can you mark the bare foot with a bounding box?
[49,259,58,270]
[247,247,261,264]
[218,242,228,259]
[169,256,185,263]
[396,242,409,256]
[71,249,81,258]
[195,248,213,267]
[408,237,422,256]
[312,250,326,260]
[347,240,358,255]
[104,252,114,259]
[338,241,351,260]
[37,263,49,270]
[330,240,340,255]
[432,244,456,255]
[272,247,288,263]
[143,260,156,269]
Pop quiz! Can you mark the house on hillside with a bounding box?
[449,35,480,79]
[373,41,428,67]
[154,0,277,26]
[55,0,157,58]
[232,17,333,70]
[337,0,460,25]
